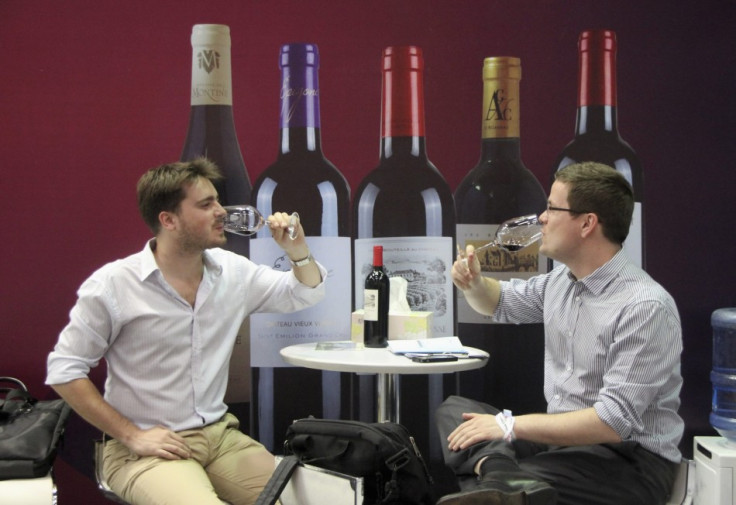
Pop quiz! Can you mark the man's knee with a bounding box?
[437,396,497,419]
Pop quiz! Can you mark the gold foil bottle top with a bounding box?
[481,57,521,139]
[483,56,521,81]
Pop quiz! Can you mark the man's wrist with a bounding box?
[289,251,312,267]
[495,409,516,442]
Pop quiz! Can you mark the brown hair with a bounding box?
[554,161,634,245]
[136,158,222,234]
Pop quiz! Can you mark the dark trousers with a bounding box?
[436,396,678,505]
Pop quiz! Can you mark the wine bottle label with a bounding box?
[191,31,233,106]
[354,236,454,338]
[363,289,380,321]
[456,223,548,324]
[250,236,351,367]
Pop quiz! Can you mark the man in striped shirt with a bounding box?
[438,162,683,505]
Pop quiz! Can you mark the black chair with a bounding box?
[93,438,130,505]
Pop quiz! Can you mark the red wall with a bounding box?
[2,1,734,502]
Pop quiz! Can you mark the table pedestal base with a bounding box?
[377,373,400,423]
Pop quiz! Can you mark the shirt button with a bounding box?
[554,394,561,400]
[566,366,572,372]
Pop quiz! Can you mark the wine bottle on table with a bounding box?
[363,245,390,348]
[250,43,351,450]
[180,24,253,417]
[455,57,548,414]
[552,29,644,268]
[352,46,455,459]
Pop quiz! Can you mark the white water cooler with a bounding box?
[694,436,736,504]
[695,308,736,504]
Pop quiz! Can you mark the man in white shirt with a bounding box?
[437,162,682,505]
[46,158,326,505]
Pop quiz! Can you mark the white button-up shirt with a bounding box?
[46,240,326,432]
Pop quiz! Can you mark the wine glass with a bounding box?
[222,205,300,240]
[460,214,541,262]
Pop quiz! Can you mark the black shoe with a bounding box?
[436,472,557,505]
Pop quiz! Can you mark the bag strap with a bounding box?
[377,447,410,503]
[254,455,300,505]
[0,378,35,420]
[0,376,28,395]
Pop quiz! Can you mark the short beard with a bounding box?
[178,223,226,254]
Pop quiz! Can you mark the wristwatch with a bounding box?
[289,252,313,267]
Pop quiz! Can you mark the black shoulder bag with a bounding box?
[266,417,434,505]
[0,376,72,480]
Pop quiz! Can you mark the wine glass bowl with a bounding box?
[223,205,300,240]
[493,214,542,252]
[460,214,541,262]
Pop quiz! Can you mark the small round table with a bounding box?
[280,342,489,423]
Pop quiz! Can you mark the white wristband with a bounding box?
[495,409,516,443]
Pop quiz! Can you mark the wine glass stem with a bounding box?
[474,241,498,254]
[458,241,498,266]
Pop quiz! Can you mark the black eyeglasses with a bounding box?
[546,204,587,214]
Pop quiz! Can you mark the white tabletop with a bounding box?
[280,341,489,374]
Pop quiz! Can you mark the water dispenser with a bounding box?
[694,307,736,504]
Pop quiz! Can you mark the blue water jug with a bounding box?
[710,307,736,442]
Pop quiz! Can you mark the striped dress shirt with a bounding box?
[494,249,684,462]
[46,240,326,432]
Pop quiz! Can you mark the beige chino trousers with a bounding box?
[102,414,275,505]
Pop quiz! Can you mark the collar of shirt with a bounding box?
[138,239,224,282]
[566,249,629,296]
